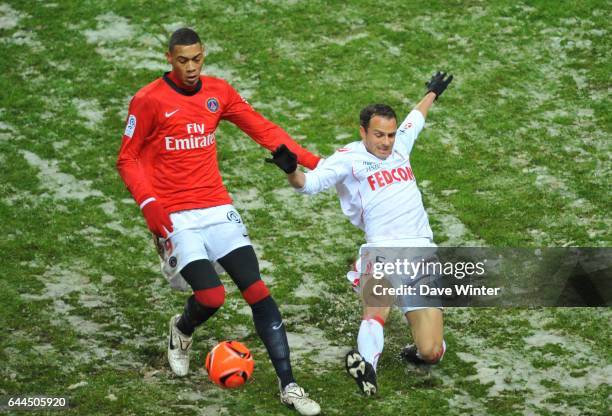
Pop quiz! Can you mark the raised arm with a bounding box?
[396,71,454,154]
[414,92,437,119]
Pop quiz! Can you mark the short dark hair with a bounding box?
[168,28,201,52]
[359,104,397,130]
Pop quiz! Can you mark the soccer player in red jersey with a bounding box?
[117,28,320,415]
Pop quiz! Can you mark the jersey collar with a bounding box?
[163,72,202,96]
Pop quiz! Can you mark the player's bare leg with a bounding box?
[363,306,391,322]
[346,305,390,395]
[401,307,445,365]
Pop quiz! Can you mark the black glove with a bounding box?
[425,71,453,100]
[265,144,298,174]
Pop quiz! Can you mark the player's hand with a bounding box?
[425,71,453,100]
[141,200,173,238]
[265,144,298,174]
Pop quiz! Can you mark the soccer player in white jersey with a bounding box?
[266,72,454,395]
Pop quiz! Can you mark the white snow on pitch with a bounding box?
[99,200,117,216]
[570,68,589,90]
[251,96,307,121]
[52,140,69,151]
[294,273,329,299]
[335,132,353,142]
[0,4,41,50]
[84,12,134,44]
[286,326,348,366]
[529,166,571,195]
[264,0,302,6]
[20,150,103,200]
[0,122,16,142]
[275,38,310,62]
[205,41,223,54]
[85,13,170,72]
[441,189,459,196]
[62,314,104,335]
[0,3,26,30]
[523,330,568,348]
[231,188,265,210]
[21,266,90,300]
[1,29,43,50]
[447,309,610,415]
[96,46,168,72]
[68,381,88,390]
[73,98,105,129]
[204,64,259,97]
[323,32,369,46]
[162,21,187,33]
[523,164,610,243]
[20,264,120,363]
[467,5,488,19]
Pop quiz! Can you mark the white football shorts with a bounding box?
[347,237,442,313]
[155,204,251,291]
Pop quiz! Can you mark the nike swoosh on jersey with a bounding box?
[165,109,180,118]
[272,321,284,330]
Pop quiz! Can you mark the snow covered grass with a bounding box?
[0,1,609,415]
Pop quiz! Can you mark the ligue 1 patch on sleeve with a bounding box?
[206,97,219,113]
[124,114,137,138]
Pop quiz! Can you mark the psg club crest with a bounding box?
[226,211,242,223]
[169,256,177,268]
[206,97,219,113]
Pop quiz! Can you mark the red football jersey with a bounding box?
[117,73,320,213]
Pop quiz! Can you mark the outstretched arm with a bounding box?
[395,71,454,154]
[415,91,437,119]
[266,144,348,194]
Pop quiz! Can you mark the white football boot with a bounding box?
[167,314,192,376]
[280,382,321,415]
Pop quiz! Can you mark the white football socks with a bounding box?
[357,318,385,371]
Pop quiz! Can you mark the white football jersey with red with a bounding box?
[299,110,433,243]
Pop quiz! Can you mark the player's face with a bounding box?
[166,43,205,87]
[360,116,397,160]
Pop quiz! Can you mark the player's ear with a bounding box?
[359,126,367,141]
[165,50,173,65]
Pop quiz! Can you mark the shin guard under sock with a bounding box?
[177,295,220,336]
[251,296,294,388]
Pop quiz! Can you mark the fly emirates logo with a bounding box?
[366,164,415,191]
[165,123,216,151]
